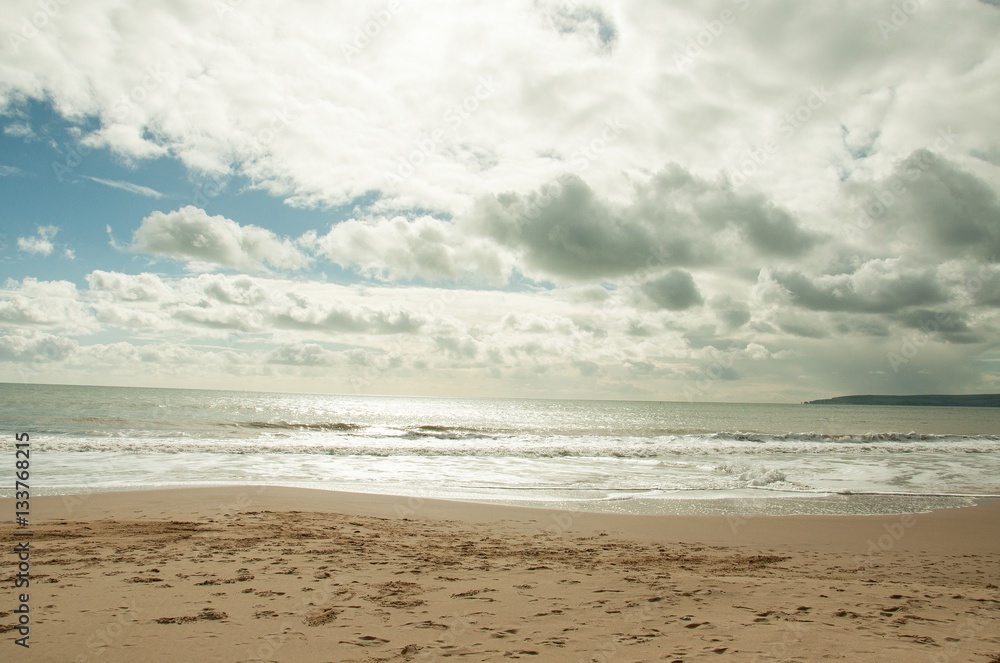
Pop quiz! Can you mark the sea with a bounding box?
[3,383,1000,516]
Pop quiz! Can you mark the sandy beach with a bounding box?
[2,487,998,662]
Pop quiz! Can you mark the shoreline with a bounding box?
[14,485,1000,553]
[3,487,998,661]
[10,480,995,518]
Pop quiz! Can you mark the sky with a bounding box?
[1,0,999,402]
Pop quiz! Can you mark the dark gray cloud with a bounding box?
[475,167,815,281]
[863,152,1000,261]
[770,267,945,313]
[971,146,1000,167]
[693,191,817,258]
[833,317,890,338]
[893,309,982,344]
[477,175,659,279]
[970,268,1000,306]
[711,295,751,331]
[775,316,828,339]
[641,270,703,311]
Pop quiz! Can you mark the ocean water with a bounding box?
[2,383,1000,515]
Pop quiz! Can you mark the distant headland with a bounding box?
[803,394,1000,407]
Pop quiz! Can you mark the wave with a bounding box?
[402,425,496,440]
[31,432,1000,458]
[709,431,1000,444]
[715,463,788,487]
[236,421,364,432]
[229,421,501,440]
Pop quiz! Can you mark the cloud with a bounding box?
[711,295,751,331]
[473,166,816,281]
[693,189,817,258]
[766,260,945,314]
[86,271,431,337]
[272,297,424,335]
[3,122,35,139]
[476,175,656,279]
[538,1,618,52]
[0,0,996,228]
[16,226,59,256]
[87,270,171,301]
[893,308,981,344]
[0,267,997,400]
[311,215,512,284]
[267,343,338,366]
[84,176,164,198]
[0,278,95,333]
[0,165,25,176]
[640,269,703,311]
[0,329,78,363]
[878,152,1000,262]
[127,206,311,272]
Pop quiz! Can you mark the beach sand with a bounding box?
[2,487,998,662]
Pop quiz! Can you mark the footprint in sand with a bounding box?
[339,635,390,646]
[304,607,340,626]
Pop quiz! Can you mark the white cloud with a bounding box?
[84,176,164,198]
[0,278,96,333]
[16,226,58,256]
[127,206,312,272]
[6,0,992,219]
[3,122,34,139]
[87,270,172,301]
[312,214,512,284]
[0,328,78,363]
